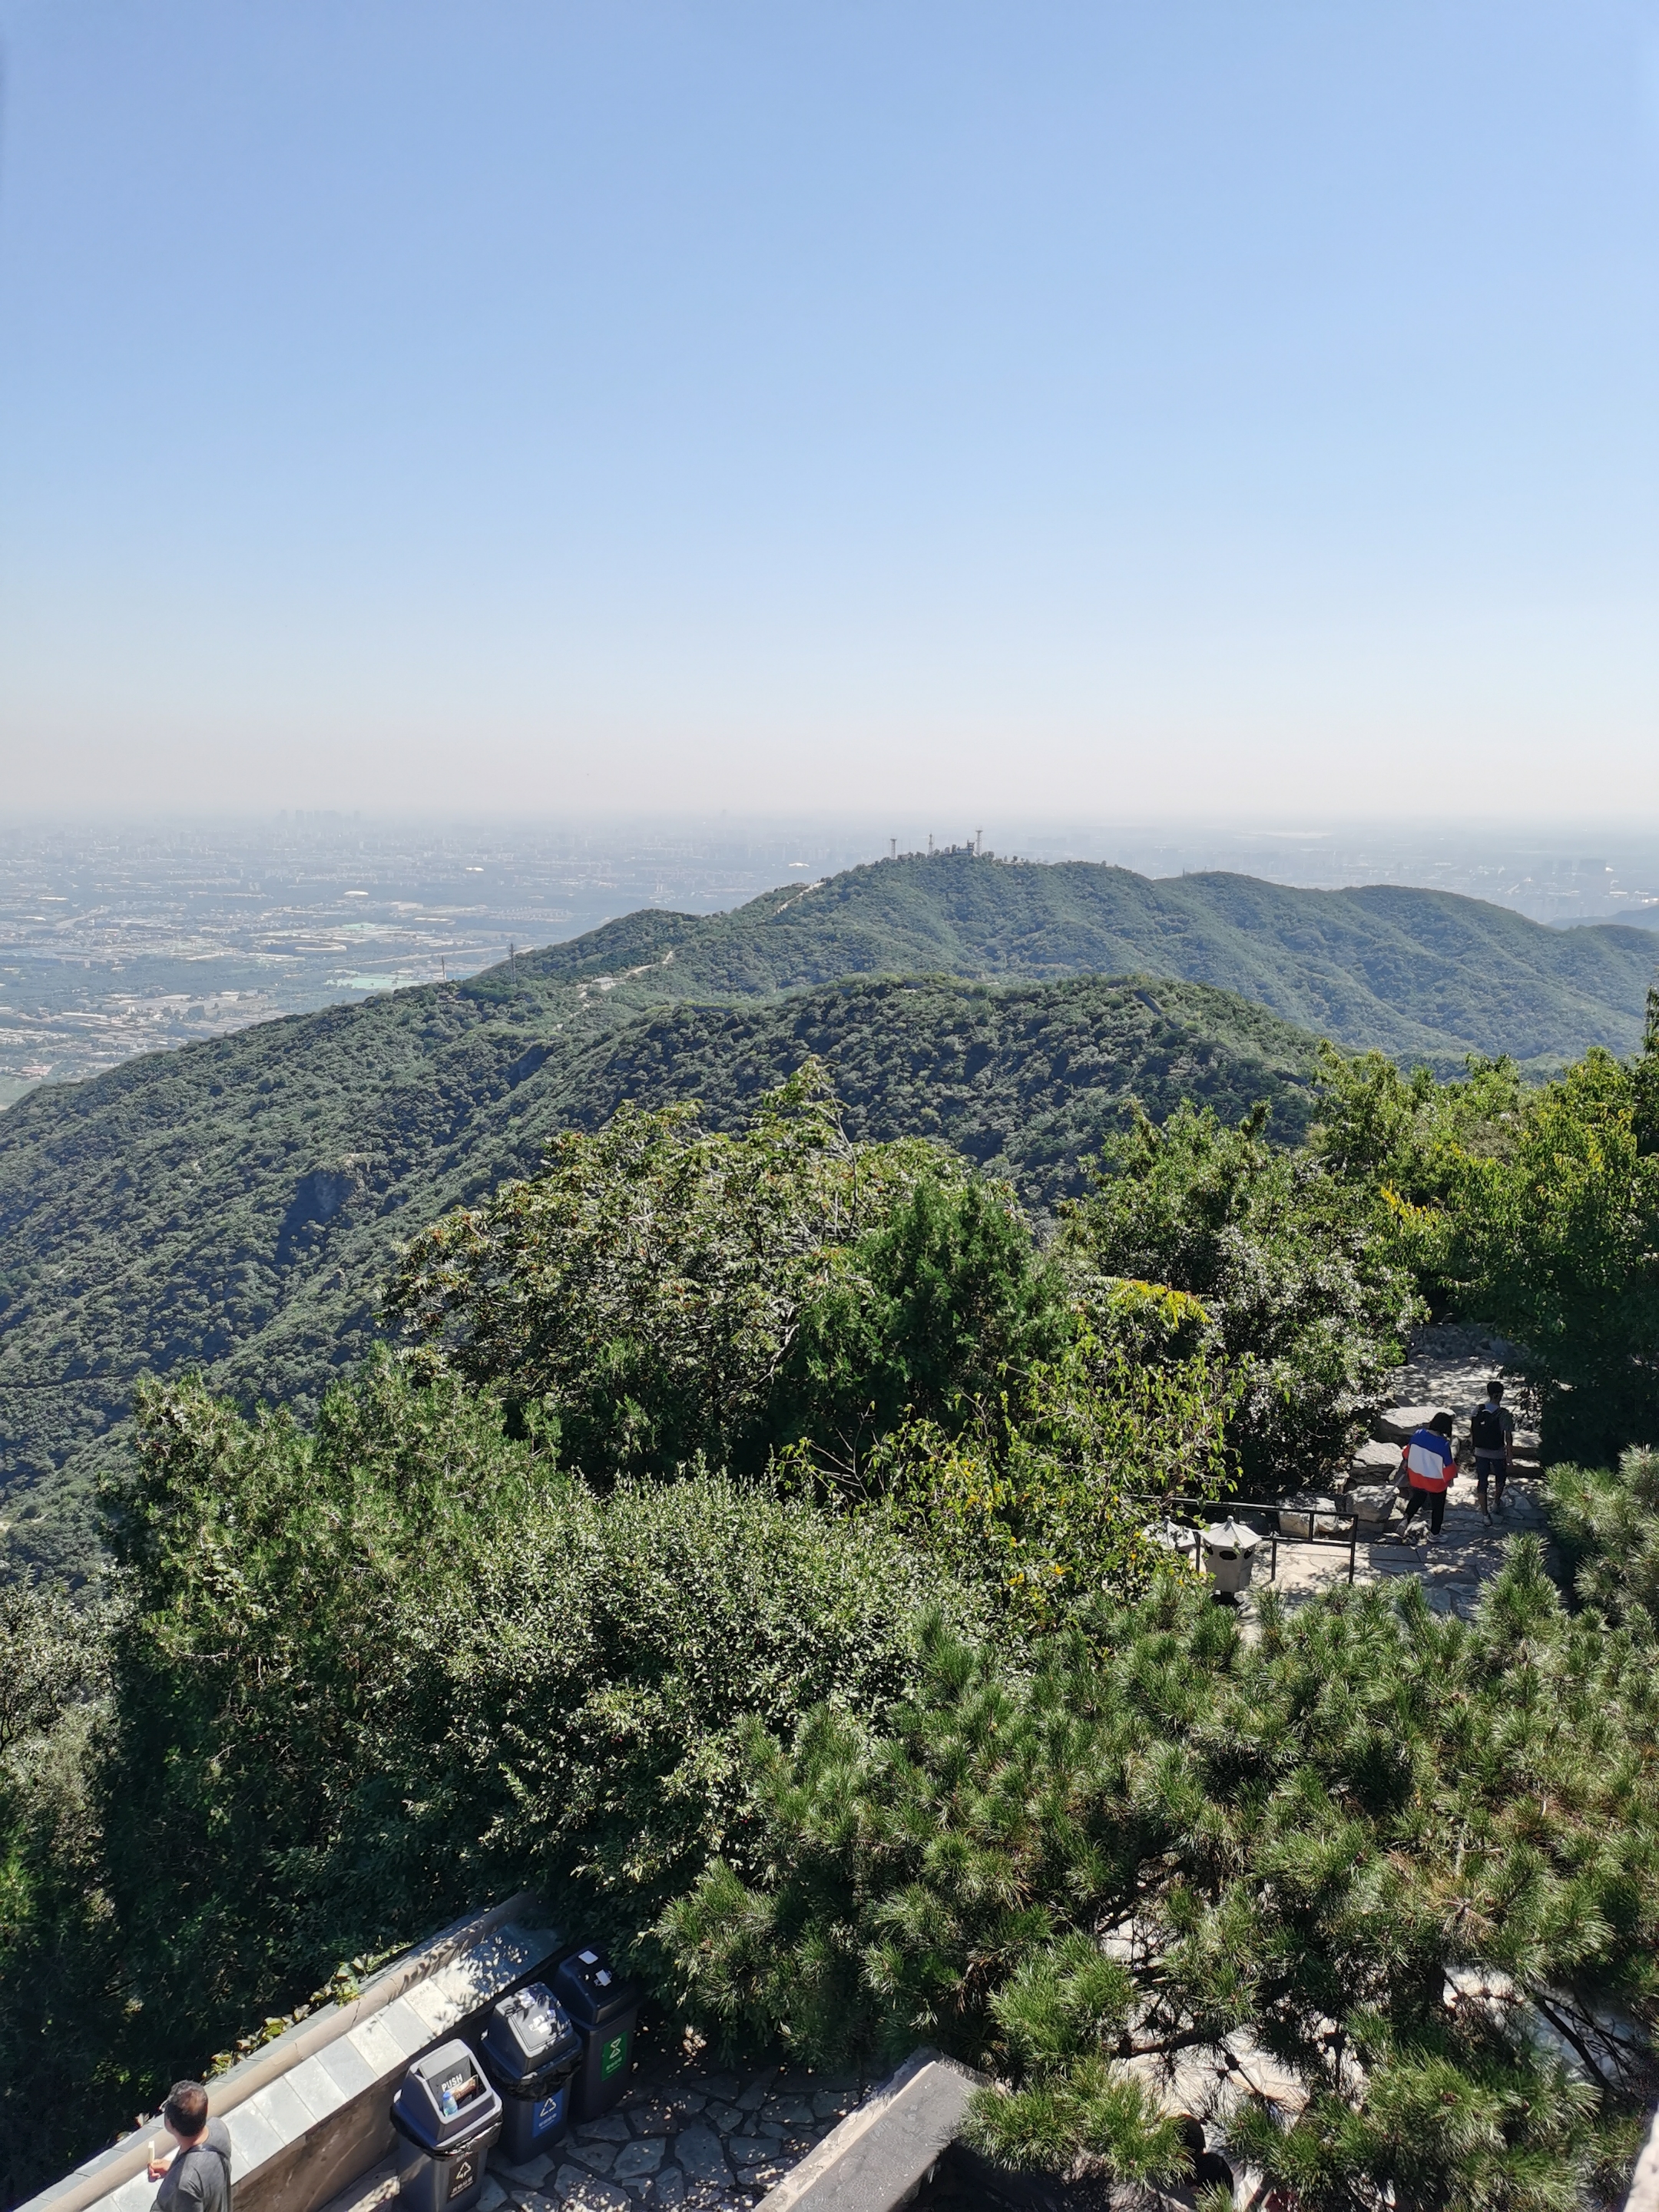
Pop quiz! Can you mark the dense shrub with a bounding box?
[93,1356,982,2107]
[0,1585,122,2206]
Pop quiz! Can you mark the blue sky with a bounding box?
[2,1,1657,820]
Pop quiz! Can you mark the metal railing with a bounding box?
[1136,1491,1379,1586]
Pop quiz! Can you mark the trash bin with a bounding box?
[479,1982,582,2161]
[552,1945,642,2122]
[1146,1518,1199,1567]
[1201,1516,1261,1597]
[390,2039,503,2212]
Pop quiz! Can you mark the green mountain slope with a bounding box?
[4,847,1654,1587]
[515,853,1657,1071]
[0,968,1318,1584]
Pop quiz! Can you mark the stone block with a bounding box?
[1374,1406,1443,1444]
[556,2174,631,2212]
[346,2011,408,2081]
[497,2157,555,2189]
[614,2144,664,2180]
[697,2076,740,2104]
[316,2036,377,2103]
[654,2168,685,2208]
[570,2143,617,2175]
[372,1997,432,2061]
[727,2144,776,2168]
[760,2098,815,2130]
[1350,1438,1403,1475]
[285,2051,348,2127]
[623,2103,678,2140]
[672,2127,730,2186]
[246,2075,313,2153]
[579,2118,634,2145]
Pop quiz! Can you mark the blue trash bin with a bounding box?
[479,1982,582,2161]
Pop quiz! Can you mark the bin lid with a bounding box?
[1201,1516,1261,1555]
[552,1945,642,2027]
[392,2037,504,2150]
[482,1984,581,2081]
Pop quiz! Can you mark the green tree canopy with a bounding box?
[662,1550,1659,2211]
[1059,1098,1421,1487]
[385,1065,980,1481]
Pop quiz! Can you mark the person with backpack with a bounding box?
[1398,1411,1457,1541]
[147,2082,232,2212]
[1469,1379,1515,1523]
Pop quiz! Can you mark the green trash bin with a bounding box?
[552,1946,641,2121]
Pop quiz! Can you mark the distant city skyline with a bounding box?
[3,2,1659,820]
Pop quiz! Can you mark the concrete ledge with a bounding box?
[757,2050,984,2212]
[1626,2104,1659,2212]
[18,1897,563,2212]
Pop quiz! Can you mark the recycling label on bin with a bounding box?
[600,2030,629,2081]
[447,2154,476,2200]
[533,2087,566,2138]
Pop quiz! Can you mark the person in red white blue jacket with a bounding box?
[1398,1411,1457,1539]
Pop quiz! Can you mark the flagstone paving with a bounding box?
[320,2044,873,2212]
[1247,1323,1554,1621]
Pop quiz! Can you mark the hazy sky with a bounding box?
[2,2,1657,820]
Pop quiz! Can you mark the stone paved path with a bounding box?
[322,2038,872,2212]
[1254,1323,1552,1622]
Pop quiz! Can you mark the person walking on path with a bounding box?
[1399,1411,1457,1541]
[147,2083,232,2212]
[1469,1379,1515,1524]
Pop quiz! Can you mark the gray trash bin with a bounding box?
[480,1982,582,2161]
[391,2040,503,2212]
[1201,1516,1261,1596]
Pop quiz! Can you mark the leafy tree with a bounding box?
[767,1174,1075,1485]
[661,1548,1659,2210]
[1060,1099,1420,1486]
[845,1284,1237,1628]
[1388,1038,1659,1465]
[385,1068,962,1481]
[1310,1044,1523,1217]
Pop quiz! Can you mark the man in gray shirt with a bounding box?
[147,2082,232,2212]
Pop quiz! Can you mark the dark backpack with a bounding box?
[1469,1402,1505,1454]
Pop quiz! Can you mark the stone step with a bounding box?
[1373,1404,1444,1444]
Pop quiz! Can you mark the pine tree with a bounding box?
[661,1548,1659,2210]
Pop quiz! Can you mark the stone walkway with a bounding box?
[1255,1324,1551,1622]
[321,2037,873,2212]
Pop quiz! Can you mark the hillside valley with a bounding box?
[3,847,1655,1586]
[0,962,1318,1583]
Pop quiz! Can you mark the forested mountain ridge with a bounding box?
[510,850,1658,1071]
[0,968,1318,1584]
